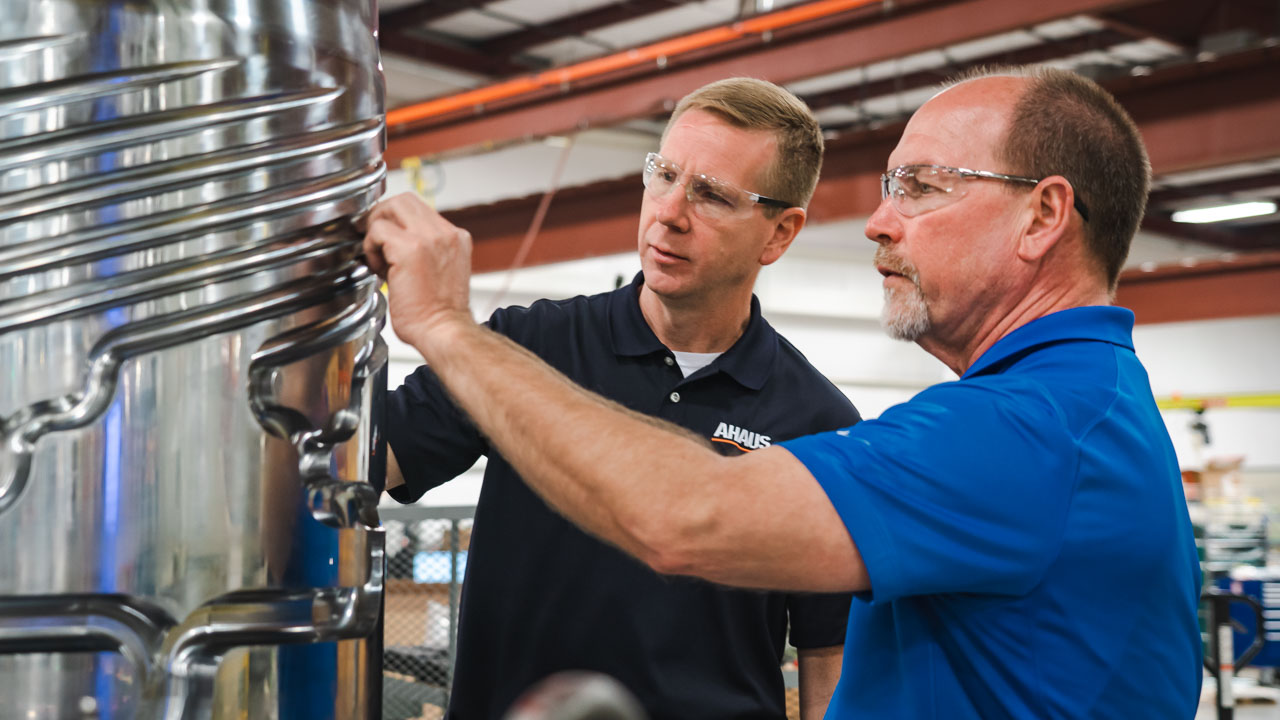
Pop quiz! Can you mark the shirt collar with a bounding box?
[608,272,778,390]
[962,305,1136,379]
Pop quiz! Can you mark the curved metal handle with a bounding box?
[0,594,175,676]
[248,288,388,530]
[1203,589,1268,672]
[152,528,385,720]
[0,263,373,516]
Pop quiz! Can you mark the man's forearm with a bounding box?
[384,446,405,490]
[402,315,866,593]
[409,317,722,574]
[797,645,844,720]
[363,194,866,593]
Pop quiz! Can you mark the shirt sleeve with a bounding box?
[787,591,853,648]
[784,384,861,648]
[781,378,1077,603]
[383,305,536,503]
[384,362,486,504]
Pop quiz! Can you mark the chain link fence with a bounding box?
[382,505,473,720]
[377,504,804,719]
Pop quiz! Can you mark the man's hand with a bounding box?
[362,192,475,354]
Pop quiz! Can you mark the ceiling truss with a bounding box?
[376,0,1280,323]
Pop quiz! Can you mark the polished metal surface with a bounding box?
[0,1,387,717]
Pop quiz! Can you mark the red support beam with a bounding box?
[380,0,492,28]
[450,130,899,273]
[445,176,643,273]
[479,0,692,57]
[808,128,902,224]
[1117,46,1280,176]
[450,49,1280,272]
[1099,0,1280,52]
[1149,170,1280,205]
[802,28,1140,112]
[386,0,1154,164]
[1115,251,1280,323]
[1141,215,1278,252]
[380,30,531,78]
[457,175,1280,326]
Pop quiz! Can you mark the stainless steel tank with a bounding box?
[0,1,387,717]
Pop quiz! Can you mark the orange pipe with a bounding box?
[385,0,883,129]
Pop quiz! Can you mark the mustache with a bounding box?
[873,248,920,283]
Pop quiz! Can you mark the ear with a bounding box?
[1018,176,1074,263]
[759,207,806,266]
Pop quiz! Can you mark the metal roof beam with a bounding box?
[381,30,531,77]
[441,48,1280,272]
[1140,215,1276,252]
[1114,250,1280,323]
[478,0,693,58]
[802,28,1143,113]
[1150,170,1280,204]
[380,0,495,28]
[1118,46,1280,175]
[386,0,1160,164]
[445,176,643,271]
[1099,0,1280,52]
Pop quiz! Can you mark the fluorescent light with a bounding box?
[1170,201,1277,223]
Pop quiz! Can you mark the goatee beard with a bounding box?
[875,249,930,341]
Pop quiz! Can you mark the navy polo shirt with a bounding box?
[783,306,1203,719]
[386,273,860,720]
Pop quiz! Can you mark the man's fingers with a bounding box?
[362,216,408,277]
[366,192,460,236]
[367,191,426,231]
[360,220,383,276]
[365,195,404,231]
[361,192,472,308]
[366,220,415,264]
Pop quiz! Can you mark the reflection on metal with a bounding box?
[152,532,384,719]
[0,594,174,674]
[250,289,387,531]
[0,0,386,718]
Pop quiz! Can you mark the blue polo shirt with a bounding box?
[782,306,1202,719]
[387,273,860,720]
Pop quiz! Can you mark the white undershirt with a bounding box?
[671,350,722,378]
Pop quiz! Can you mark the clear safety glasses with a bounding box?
[642,152,792,221]
[880,164,1090,221]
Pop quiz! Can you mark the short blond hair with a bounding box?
[663,77,824,210]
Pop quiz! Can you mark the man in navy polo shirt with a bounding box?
[380,78,859,719]
[366,66,1202,718]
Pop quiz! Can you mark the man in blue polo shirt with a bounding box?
[380,78,859,719]
[366,66,1202,718]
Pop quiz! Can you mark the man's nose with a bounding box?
[864,196,902,246]
[653,182,694,228]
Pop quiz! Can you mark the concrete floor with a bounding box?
[1197,675,1280,719]
[1197,702,1280,719]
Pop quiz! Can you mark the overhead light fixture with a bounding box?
[1170,201,1277,224]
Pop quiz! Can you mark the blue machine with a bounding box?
[1216,575,1280,667]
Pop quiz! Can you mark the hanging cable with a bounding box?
[485,136,576,315]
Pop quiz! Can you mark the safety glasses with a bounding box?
[880,164,1090,221]
[643,152,792,221]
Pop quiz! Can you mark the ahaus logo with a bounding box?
[711,422,771,452]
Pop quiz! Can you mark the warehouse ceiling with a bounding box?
[374,0,1280,318]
